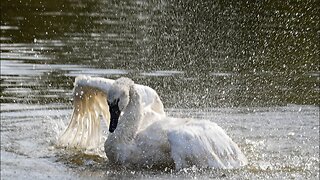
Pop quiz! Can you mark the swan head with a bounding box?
[107,77,134,133]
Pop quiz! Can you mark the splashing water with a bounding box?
[1,0,319,179]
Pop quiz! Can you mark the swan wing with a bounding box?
[58,76,165,150]
[58,76,113,150]
[168,120,247,169]
[135,84,165,115]
[134,84,166,130]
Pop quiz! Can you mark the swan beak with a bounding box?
[108,99,121,133]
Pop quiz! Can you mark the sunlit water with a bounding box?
[1,0,319,179]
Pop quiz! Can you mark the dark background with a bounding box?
[1,0,319,108]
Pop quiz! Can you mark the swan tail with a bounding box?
[57,77,111,150]
[168,120,247,170]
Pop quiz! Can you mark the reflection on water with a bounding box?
[0,0,319,179]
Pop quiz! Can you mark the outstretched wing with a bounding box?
[58,76,113,150]
[168,120,247,169]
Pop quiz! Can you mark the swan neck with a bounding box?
[107,85,143,143]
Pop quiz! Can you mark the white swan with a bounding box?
[58,75,165,150]
[105,77,248,170]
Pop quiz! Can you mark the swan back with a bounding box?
[168,120,248,169]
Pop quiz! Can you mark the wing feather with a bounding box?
[58,76,112,150]
[58,75,166,151]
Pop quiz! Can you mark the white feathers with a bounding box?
[57,75,165,150]
[58,76,247,170]
[58,76,112,150]
[167,120,248,169]
[104,77,247,170]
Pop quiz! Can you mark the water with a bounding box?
[1,0,319,179]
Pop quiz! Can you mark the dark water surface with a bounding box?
[1,0,319,107]
[1,0,319,179]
